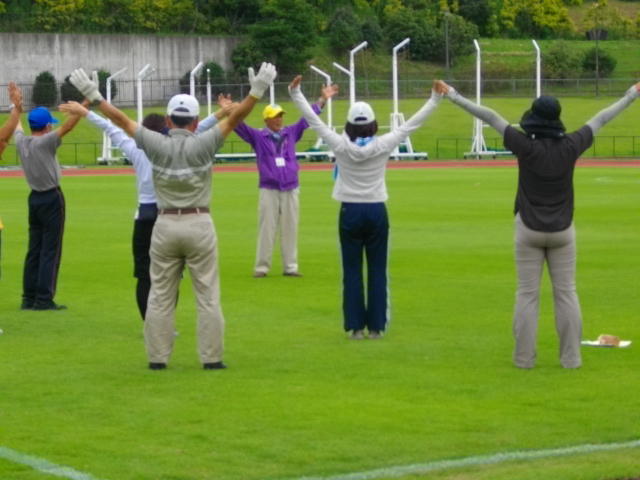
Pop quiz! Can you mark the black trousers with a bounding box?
[133,203,157,320]
[22,188,65,304]
[339,202,389,332]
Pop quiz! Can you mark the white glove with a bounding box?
[248,62,277,99]
[69,68,103,103]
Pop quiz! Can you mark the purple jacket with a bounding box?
[235,103,322,190]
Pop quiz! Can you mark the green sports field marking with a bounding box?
[0,447,100,480]
[297,439,640,479]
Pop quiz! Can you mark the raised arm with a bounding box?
[586,83,640,134]
[288,76,343,152]
[376,81,441,152]
[56,99,90,138]
[195,94,238,134]
[59,100,135,153]
[436,80,510,136]
[0,82,23,157]
[69,68,138,136]
[217,63,277,138]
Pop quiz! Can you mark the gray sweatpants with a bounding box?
[254,188,299,275]
[513,214,582,369]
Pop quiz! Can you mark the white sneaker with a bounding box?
[368,330,382,339]
[349,329,364,339]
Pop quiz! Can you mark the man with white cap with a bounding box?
[235,83,338,278]
[69,63,277,370]
[15,104,84,311]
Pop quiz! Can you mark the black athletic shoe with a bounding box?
[149,362,167,370]
[20,299,35,310]
[203,361,227,370]
[33,301,67,311]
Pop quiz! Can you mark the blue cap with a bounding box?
[28,107,59,129]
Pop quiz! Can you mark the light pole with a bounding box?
[595,2,600,97]
[444,10,450,80]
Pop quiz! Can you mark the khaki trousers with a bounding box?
[145,212,224,364]
[254,188,299,275]
[513,214,582,369]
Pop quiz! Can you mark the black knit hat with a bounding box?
[520,95,566,138]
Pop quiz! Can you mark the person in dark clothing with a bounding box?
[436,79,640,369]
[15,106,83,310]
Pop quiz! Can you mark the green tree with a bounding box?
[435,13,478,64]
[360,15,384,50]
[500,0,575,38]
[384,8,439,61]
[60,75,84,102]
[249,0,317,74]
[203,0,263,33]
[32,70,57,107]
[581,1,634,40]
[97,70,118,100]
[456,0,493,37]
[231,39,264,75]
[326,6,361,54]
[543,40,582,79]
[582,47,617,77]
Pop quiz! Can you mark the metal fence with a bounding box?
[2,135,640,166]
[3,71,640,111]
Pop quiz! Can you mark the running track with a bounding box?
[1,158,640,178]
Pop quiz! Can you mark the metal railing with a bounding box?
[3,72,640,111]
[2,136,640,167]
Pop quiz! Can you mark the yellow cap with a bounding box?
[263,104,286,120]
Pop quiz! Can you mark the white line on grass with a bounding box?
[296,439,640,479]
[0,447,100,480]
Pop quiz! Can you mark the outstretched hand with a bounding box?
[289,75,302,90]
[8,82,23,110]
[635,82,640,93]
[321,83,339,101]
[69,68,103,103]
[248,62,277,99]
[433,80,451,95]
[59,101,89,117]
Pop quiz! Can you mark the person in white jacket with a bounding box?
[59,96,236,320]
[288,76,441,339]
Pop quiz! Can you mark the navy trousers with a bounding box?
[22,188,65,304]
[132,203,157,320]
[339,202,389,332]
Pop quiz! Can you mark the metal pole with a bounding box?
[190,61,204,97]
[206,68,211,116]
[444,11,450,80]
[103,67,127,161]
[392,38,410,116]
[333,62,353,105]
[349,41,368,105]
[310,65,333,129]
[137,64,155,124]
[532,40,541,98]
[270,84,275,105]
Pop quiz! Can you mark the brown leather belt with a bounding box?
[159,207,210,215]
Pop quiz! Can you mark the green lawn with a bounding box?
[0,166,639,479]
[3,92,640,166]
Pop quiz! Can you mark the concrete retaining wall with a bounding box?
[1,33,240,84]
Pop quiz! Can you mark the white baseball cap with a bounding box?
[167,94,200,118]
[347,102,375,125]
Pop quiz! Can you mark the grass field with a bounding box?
[3,92,640,166]
[0,165,639,479]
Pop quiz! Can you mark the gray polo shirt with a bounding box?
[134,125,224,209]
[15,131,62,192]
